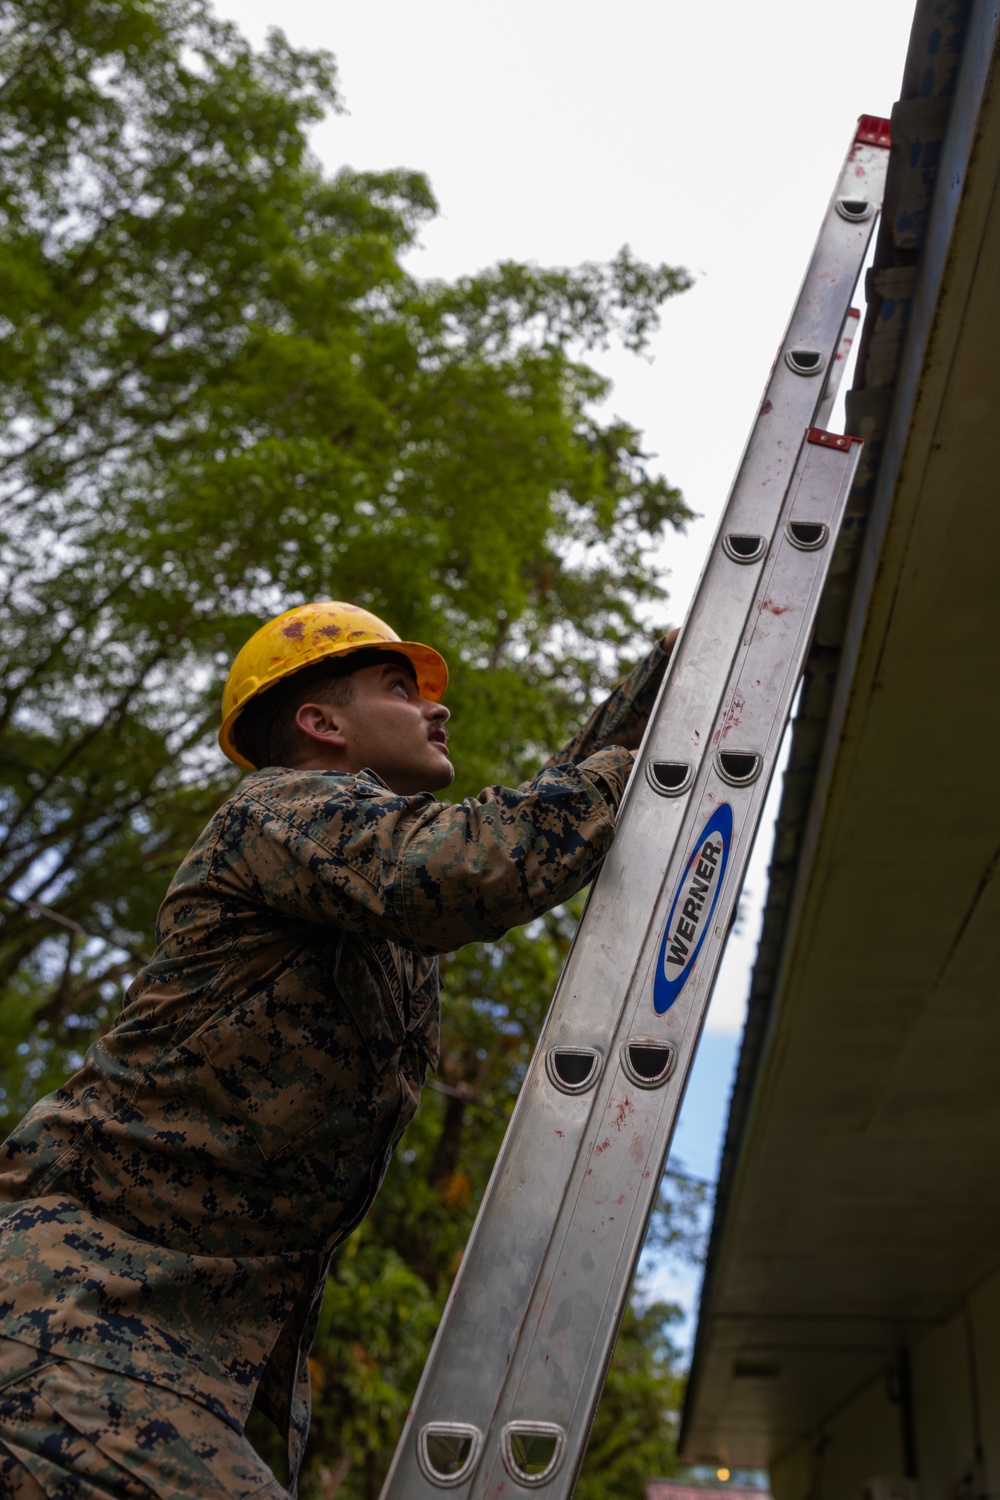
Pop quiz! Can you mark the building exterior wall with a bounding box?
[770,1369,904,1500]
[968,1273,1000,1496]
[909,1315,975,1500]
[769,1261,1000,1500]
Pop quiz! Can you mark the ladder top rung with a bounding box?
[855,114,892,147]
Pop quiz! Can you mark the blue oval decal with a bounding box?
[653,803,733,1014]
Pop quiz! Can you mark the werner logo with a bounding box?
[653,803,733,1014]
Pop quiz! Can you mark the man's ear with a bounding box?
[294,701,348,748]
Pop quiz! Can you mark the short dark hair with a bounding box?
[232,649,416,769]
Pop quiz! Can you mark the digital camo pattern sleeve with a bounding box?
[188,744,635,959]
[543,639,672,768]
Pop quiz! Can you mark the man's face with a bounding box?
[297,661,454,795]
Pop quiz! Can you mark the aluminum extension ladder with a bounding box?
[382,115,890,1500]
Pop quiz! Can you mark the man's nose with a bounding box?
[424,698,450,723]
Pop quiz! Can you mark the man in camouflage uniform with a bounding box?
[0,602,676,1498]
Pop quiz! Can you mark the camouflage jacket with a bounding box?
[0,643,668,1491]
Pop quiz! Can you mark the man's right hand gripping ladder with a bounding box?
[382,115,891,1500]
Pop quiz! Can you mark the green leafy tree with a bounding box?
[0,1,698,1494]
[576,1298,688,1500]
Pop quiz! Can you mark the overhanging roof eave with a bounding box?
[680,0,1000,1462]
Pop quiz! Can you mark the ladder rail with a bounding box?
[475,429,862,1500]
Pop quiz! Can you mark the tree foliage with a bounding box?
[0,2,701,1494]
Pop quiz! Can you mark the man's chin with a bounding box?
[425,756,455,792]
[384,756,454,796]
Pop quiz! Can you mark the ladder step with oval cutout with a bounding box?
[836,196,873,221]
[621,1040,676,1088]
[716,750,763,786]
[546,1047,600,1093]
[786,519,829,550]
[502,1423,565,1487]
[723,533,767,564]
[785,347,824,375]
[417,1424,482,1488]
[645,760,692,797]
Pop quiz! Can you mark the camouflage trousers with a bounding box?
[0,1337,289,1499]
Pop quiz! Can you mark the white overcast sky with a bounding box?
[210,0,917,1045]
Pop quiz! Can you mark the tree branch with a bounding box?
[0,891,151,967]
[0,647,168,859]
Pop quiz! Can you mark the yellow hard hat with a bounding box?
[219,600,449,768]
